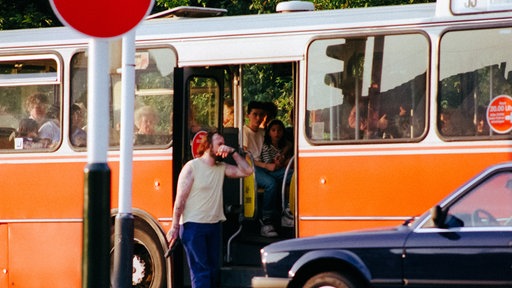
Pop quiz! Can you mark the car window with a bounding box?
[446,171,512,228]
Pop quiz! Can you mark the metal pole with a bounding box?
[83,37,111,288]
[113,30,136,288]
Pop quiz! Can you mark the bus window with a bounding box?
[70,47,175,148]
[242,63,294,127]
[439,27,512,139]
[189,76,220,134]
[306,34,428,142]
[0,57,60,150]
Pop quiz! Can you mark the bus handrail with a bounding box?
[282,155,295,217]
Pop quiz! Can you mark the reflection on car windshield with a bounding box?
[426,172,512,228]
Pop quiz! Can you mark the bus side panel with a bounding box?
[0,154,173,286]
[0,225,7,288]
[0,156,173,220]
[0,162,84,219]
[297,150,511,237]
[126,158,174,219]
[9,222,81,287]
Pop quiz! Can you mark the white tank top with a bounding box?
[181,158,227,224]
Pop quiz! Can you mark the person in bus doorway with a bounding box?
[166,131,253,288]
[243,100,282,237]
[25,92,49,127]
[260,119,294,227]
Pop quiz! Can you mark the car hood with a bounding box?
[263,224,412,254]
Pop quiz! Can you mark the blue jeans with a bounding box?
[180,222,222,288]
[255,166,293,221]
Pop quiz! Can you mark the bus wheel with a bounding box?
[111,218,166,288]
[132,219,166,288]
[303,272,358,288]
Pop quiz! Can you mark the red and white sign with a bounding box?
[191,131,208,158]
[50,0,154,38]
[487,94,512,134]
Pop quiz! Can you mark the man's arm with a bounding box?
[225,150,253,178]
[166,162,194,247]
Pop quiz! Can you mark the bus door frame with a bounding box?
[172,65,238,286]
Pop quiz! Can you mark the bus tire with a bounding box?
[111,218,167,288]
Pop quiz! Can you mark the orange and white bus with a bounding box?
[1,1,512,287]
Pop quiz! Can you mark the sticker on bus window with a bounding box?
[14,138,23,149]
[486,95,512,134]
[191,130,208,158]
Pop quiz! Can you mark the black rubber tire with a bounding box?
[111,219,166,288]
[303,271,358,288]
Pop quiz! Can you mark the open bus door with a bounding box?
[172,66,260,287]
[173,63,297,286]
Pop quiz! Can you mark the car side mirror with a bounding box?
[431,205,447,228]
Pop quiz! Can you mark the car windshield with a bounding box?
[423,171,512,228]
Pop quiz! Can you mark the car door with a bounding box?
[403,171,512,287]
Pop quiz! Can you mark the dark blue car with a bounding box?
[253,162,512,288]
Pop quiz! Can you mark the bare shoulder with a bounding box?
[179,160,195,179]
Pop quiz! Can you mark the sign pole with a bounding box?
[83,37,111,288]
[113,29,136,287]
[48,1,154,287]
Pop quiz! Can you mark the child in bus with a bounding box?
[70,104,87,147]
[260,119,294,227]
[17,118,49,149]
[243,101,285,237]
[261,119,292,171]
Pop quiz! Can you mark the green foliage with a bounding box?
[155,0,436,14]
[155,0,254,15]
[242,64,294,125]
[319,0,435,9]
[0,1,61,30]
[189,77,219,127]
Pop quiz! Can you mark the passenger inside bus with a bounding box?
[260,101,278,129]
[476,105,490,136]
[38,103,60,147]
[260,119,294,228]
[70,104,86,147]
[243,101,292,237]
[134,105,160,145]
[348,101,389,139]
[17,118,50,149]
[135,105,158,135]
[439,107,474,137]
[223,98,234,127]
[25,93,49,128]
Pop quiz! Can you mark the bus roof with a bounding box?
[0,2,511,65]
[0,3,432,48]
